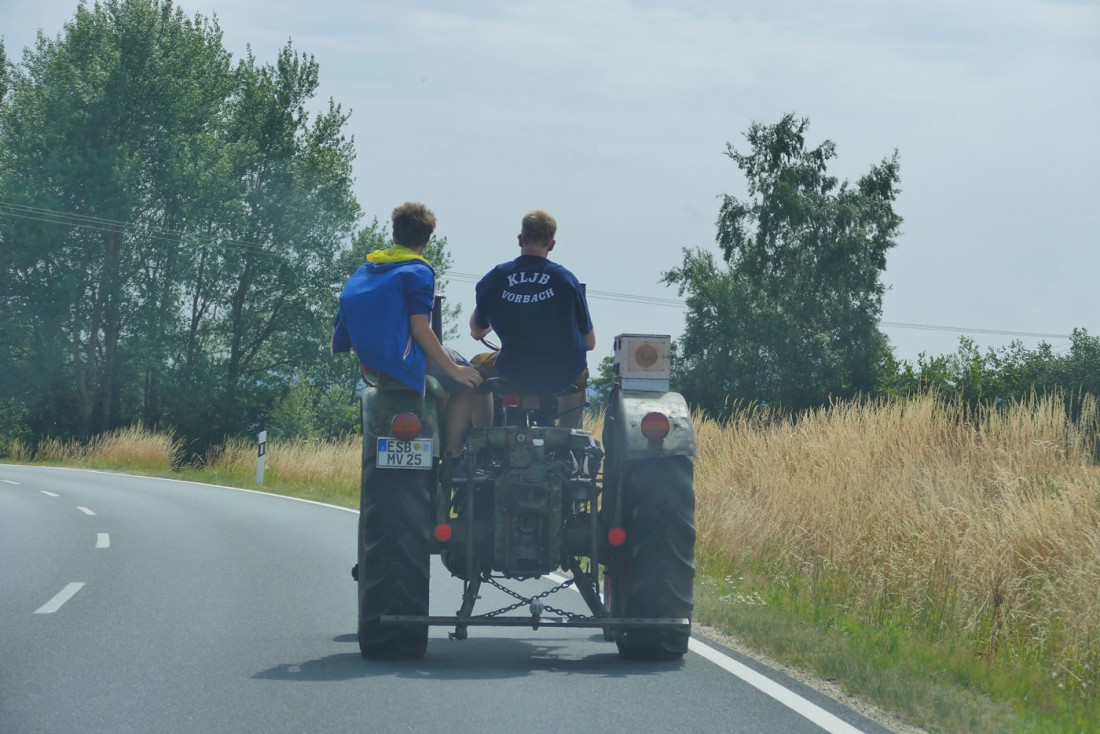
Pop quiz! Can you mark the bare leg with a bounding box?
[557,391,586,429]
[471,392,493,428]
[443,390,475,456]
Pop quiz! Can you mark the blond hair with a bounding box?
[520,209,556,247]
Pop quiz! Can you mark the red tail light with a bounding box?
[391,412,421,441]
[502,393,519,408]
[608,528,627,546]
[434,524,453,542]
[640,412,671,440]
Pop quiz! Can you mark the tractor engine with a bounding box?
[462,425,602,578]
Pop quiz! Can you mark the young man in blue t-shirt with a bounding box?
[332,202,482,457]
[469,209,596,428]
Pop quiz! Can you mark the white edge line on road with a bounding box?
[96,532,110,548]
[149,475,360,513]
[40,490,59,497]
[34,582,86,614]
[545,572,868,734]
[6,465,360,514]
[688,638,867,734]
[77,506,97,516]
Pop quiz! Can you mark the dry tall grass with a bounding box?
[204,435,360,502]
[32,423,181,470]
[695,393,1100,694]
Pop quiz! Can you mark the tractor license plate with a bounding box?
[376,437,433,470]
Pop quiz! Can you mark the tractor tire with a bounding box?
[614,455,695,660]
[357,458,432,659]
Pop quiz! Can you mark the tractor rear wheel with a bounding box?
[357,460,432,659]
[614,455,695,660]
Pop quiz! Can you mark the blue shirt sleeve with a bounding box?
[473,270,494,329]
[406,263,435,316]
[576,287,593,334]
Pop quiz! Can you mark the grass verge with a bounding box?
[693,394,1100,733]
[696,572,1096,733]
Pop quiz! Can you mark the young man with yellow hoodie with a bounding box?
[332,202,481,458]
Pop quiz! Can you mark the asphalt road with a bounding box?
[0,464,894,734]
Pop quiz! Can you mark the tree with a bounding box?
[882,329,1100,414]
[0,39,8,101]
[0,0,232,440]
[0,1,360,453]
[586,355,616,414]
[664,114,902,414]
[168,44,360,443]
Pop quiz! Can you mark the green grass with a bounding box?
[696,571,1099,733]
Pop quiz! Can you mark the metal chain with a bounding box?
[474,576,589,621]
[540,602,582,619]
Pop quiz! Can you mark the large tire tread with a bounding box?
[358,461,432,659]
[614,455,696,660]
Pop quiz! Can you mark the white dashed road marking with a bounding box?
[40,490,59,497]
[1,479,19,484]
[34,583,86,614]
[96,533,110,548]
[77,506,96,516]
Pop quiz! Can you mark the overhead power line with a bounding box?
[878,321,1071,340]
[446,271,684,307]
[0,200,278,258]
[3,200,1077,341]
[447,271,1074,339]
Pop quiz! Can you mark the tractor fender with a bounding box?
[602,389,696,469]
[360,380,442,453]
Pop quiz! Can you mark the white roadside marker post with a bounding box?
[257,430,267,486]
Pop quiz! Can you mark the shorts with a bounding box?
[471,351,588,394]
[360,347,471,398]
[429,347,474,397]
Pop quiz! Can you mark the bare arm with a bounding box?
[469,310,493,341]
[583,329,596,351]
[410,314,482,389]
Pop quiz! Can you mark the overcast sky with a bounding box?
[4,0,1098,364]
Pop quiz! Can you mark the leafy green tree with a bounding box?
[0,0,231,440]
[1057,329,1100,398]
[664,114,902,414]
[172,44,359,442]
[899,329,1100,411]
[0,1,360,453]
[586,355,616,414]
[0,40,8,101]
[268,376,357,439]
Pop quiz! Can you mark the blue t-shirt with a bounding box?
[474,255,593,394]
[332,258,435,393]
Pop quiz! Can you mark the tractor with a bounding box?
[353,304,696,660]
